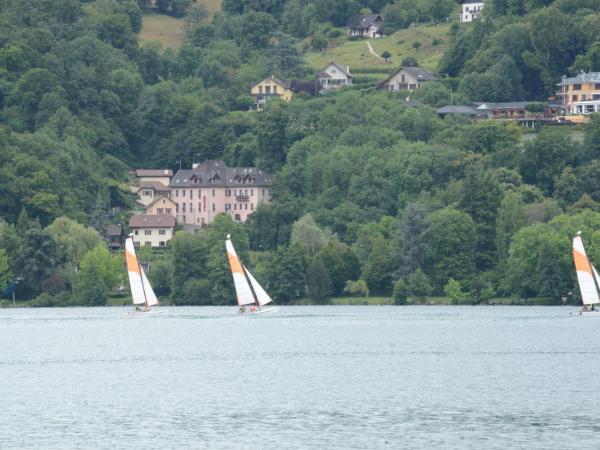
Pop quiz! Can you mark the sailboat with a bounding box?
[125,234,166,315]
[226,234,279,314]
[572,231,600,316]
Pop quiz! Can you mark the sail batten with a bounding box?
[125,238,147,305]
[244,265,273,306]
[573,235,600,305]
[226,238,256,306]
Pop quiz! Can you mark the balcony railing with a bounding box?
[236,194,250,202]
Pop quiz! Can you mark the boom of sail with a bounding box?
[125,236,159,308]
[572,233,600,306]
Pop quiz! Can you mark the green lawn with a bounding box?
[139,13,187,50]
[304,23,452,74]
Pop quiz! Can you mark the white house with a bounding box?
[318,62,353,93]
[129,214,176,248]
[459,0,485,22]
[377,66,437,91]
[347,13,383,38]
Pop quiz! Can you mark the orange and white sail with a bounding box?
[226,235,256,306]
[244,265,273,306]
[125,237,147,305]
[573,233,600,305]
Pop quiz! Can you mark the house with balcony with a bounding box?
[377,66,437,91]
[557,71,600,116]
[459,0,485,22]
[107,224,124,251]
[318,62,353,93]
[347,13,383,38]
[170,160,272,226]
[128,214,176,248]
[145,196,176,217]
[251,76,294,110]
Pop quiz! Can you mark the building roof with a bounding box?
[135,169,173,177]
[170,160,273,188]
[107,224,122,236]
[378,66,437,88]
[250,76,292,90]
[437,105,482,116]
[347,13,382,30]
[473,101,538,110]
[129,214,176,228]
[139,180,170,191]
[318,62,352,79]
[557,72,600,86]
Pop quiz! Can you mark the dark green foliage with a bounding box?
[306,256,332,303]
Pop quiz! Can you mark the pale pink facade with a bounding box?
[170,161,272,226]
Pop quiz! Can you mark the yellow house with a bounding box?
[250,76,293,109]
[557,72,600,116]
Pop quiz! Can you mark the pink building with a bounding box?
[170,160,272,226]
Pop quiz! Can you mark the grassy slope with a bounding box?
[139,0,221,50]
[304,23,451,77]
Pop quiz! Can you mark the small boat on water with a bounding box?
[572,231,600,316]
[226,234,279,314]
[125,234,166,315]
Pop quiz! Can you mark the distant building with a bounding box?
[251,76,294,110]
[436,105,483,118]
[128,214,176,248]
[170,160,272,226]
[136,181,171,207]
[377,66,437,91]
[107,224,123,251]
[472,101,559,119]
[250,76,320,109]
[318,62,353,93]
[459,1,485,22]
[135,169,172,187]
[145,196,176,217]
[347,13,383,38]
[557,72,600,115]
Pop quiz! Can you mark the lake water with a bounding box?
[0,306,598,449]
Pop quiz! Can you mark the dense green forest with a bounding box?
[1,0,600,306]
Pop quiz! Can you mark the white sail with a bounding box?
[226,237,256,306]
[125,237,146,305]
[244,265,273,306]
[573,235,600,305]
[141,267,159,306]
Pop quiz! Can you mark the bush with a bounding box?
[344,279,369,297]
[328,29,342,38]
[393,278,409,304]
[443,278,468,304]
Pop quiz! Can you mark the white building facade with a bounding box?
[459,1,485,22]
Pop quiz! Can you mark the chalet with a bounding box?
[459,1,485,22]
[107,224,123,251]
[136,180,171,207]
[377,66,437,91]
[145,196,176,217]
[250,76,294,110]
[556,71,600,116]
[347,13,383,38]
[128,214,176,248]
[318,62,353,93]
[170,160,272,226]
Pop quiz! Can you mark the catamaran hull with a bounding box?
[576,310,600,317]
[253,306,279,314]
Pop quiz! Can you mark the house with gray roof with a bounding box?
[347,13,383,38]
[556,71,600,116]
[377,66,437,92]
[318,62,353,93]
[170,160,272,226]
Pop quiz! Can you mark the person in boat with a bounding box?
[592,304,596,311]
[135,305,141,312]
[239,305,246,314]
[250,305,257,312]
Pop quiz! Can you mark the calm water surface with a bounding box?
[0,306,598,449]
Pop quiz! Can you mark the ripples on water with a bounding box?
[0,306,598,449]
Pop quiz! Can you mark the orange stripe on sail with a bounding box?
[573,248,592,275]
[126,249,141,274]
[227,252,243,273]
